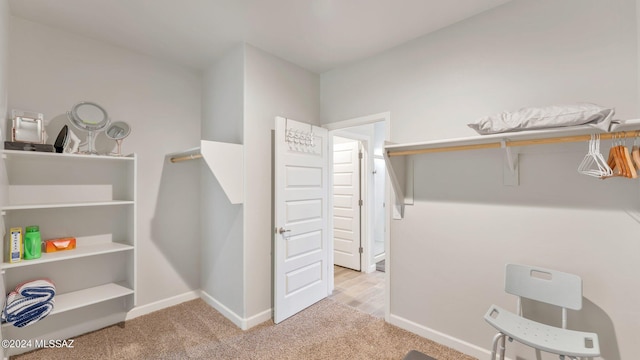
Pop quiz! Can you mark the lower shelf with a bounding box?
[1,283,133,329]
[1,242,134,270]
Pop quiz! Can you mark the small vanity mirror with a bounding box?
[105,121,131,156]
[67,101,110,155]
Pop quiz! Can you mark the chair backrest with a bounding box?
[505,264,582,310]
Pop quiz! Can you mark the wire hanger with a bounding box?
[593,134,612,177]
[578,134,612,178]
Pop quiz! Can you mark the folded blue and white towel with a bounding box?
[2,279,56,327]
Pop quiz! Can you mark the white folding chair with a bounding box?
[484,264,600,360]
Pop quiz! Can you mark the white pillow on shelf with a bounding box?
[468,103,615,135]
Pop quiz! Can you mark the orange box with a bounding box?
[44,238,76,253]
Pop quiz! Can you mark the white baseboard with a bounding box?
[126,290,201,321]
[126,290,271,331]
[389,313,509,360]
[200,290,271,330]
[200,290,244,329]
[244,308,272,329]
[366,264,376,273]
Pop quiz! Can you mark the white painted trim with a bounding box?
[93,290,268,334]
[244,308,272,329]
[201,290,244,329]
[366,263,376,273]
[388,314,512,360]
[200,290,272,330]
[327,132,335,294]
[384,160,391,323]
[126,290,200,321]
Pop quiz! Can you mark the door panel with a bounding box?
[286,231,322,258]
[286,166,322,187]
[274,117,328,324]
[332,138,361,271]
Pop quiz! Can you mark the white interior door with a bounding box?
[332,138,361,271]
[274,116,328,324]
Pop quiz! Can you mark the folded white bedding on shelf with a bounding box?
[468,103,616,135]
[2,279,56,327]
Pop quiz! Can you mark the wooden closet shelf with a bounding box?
[383,119,640,209]
[386,119,640,157]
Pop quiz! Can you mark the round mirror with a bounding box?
[105,121,131,156]
[67,101,110,154]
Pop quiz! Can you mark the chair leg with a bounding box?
[491,333,506,360]
[498,334,506,360]
[490,333,502,360]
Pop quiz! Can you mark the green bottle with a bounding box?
[24,225,42,260]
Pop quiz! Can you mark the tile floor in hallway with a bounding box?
[330,265,385,318]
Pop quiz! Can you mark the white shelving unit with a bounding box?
[0,150,136,357]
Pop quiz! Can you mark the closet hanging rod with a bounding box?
[387,130,640,157]
[170,153,203,163]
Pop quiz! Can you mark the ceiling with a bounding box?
[9,0,511,73]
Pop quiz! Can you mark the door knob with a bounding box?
[277,227,291,234]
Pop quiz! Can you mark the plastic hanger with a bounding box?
[577,137,596,176]
[594,134,612,177]
[578,135,612,178]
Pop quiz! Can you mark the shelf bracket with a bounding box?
[501,140,519,186]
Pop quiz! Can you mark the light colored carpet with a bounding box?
[13,298,476,360]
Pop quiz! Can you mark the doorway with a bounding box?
[329,119,387,273]
[273,114,389,324]
[327,112,390,320]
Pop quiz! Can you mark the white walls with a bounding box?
[8,17,202,307]
[322,0,636,141]
[244,44,320,319]
[321,1,638,359]
[199,43,319,326]
[200,45,245,318]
